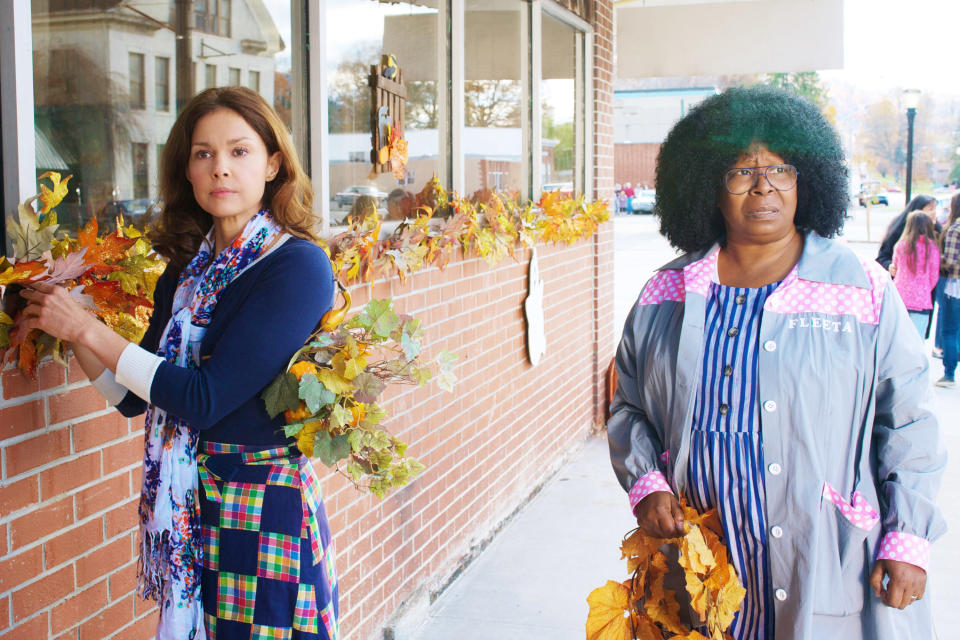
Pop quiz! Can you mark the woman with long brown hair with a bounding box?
[890,210,941,336]
[22,87,339,639]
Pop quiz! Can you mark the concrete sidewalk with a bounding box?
[408,436,636,640]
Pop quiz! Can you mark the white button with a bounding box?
[763,400,777,412]
[768,463,782,475]
[775,588,788,601]
[771,526,784,538]
[763,340,777,352]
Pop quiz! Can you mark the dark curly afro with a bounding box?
[654,85,848,253]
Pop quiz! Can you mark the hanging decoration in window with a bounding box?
[368,54,408,180]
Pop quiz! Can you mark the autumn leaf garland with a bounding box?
[327,175,610,287]
[1,172,164,378]
[262,297,457,499]
[587,503,747,640]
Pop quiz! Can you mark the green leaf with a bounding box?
[346,460,365,482]
[283,422,304,438]
[330,403,352,430]
[348,429,363,452]
[309,335,334,348]
[359,298,400,339]
[410,366,432,386]
[352,372,386,403]
[401,332,420,360]
[435,349,458,391]
[299,372,335,413]
[359,404,387,429]
[261,371,301,418]
[313,431,352,467]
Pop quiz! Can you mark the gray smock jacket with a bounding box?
[607,231,947,640]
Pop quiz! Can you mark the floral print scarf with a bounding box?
[137,210,286,639]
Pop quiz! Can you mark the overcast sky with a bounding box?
[823,0,960,95]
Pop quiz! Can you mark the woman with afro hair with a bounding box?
[607,86,945,640]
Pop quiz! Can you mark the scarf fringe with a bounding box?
[136,529,172,602]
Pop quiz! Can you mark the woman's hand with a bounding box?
[634,491,685,538]
[869,559,926,609]
[888,263,898,278]
[20,281,96,343]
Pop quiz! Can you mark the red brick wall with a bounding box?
[614,143,660,190]
[0,2,616,636]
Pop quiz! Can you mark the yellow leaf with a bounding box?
[316,368,354,395]
[37,172,72,214]
[0,311,13,325]
[586,580,633,640]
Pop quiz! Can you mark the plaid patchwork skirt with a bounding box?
[198,442,339,640]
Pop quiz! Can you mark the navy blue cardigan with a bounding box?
[116,237,335,446]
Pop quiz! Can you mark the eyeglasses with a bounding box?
[723,164,799,195]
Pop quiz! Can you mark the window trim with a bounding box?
[1,0,37,254]
[129,52,146,110]
[536,0,592,197]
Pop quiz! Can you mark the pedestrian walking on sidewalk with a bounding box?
[936,193,960,387]
[890,210,941,336]
[607,86,946,640]
[21,87,340,640]
[875,194,938,270]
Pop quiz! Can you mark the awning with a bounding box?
[615,0,844,78]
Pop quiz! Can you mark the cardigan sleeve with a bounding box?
[146,244,335,429]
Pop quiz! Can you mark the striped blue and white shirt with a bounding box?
[686,281,779,640]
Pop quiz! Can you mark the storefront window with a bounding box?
[29,1,295,235]
[540,11,579,193]
[326,0,441,223]
[463,0,523,200]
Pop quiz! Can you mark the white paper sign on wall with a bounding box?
[524,248,546,366]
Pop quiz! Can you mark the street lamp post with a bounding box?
[903,89,921,204]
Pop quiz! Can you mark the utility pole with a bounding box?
[175,0,194,112]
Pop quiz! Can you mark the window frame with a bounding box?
[534,0,592,198]
[129,52,146,110]
[156,56,171,112]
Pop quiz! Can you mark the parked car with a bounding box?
[857,182,888,207]
[542,182,573,195]
[335,184,387,208]
[631,188,656,214]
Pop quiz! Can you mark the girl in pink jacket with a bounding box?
[891,210,941,335]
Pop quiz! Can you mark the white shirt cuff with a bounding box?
[114,343,164,403]
[90,368,129,406]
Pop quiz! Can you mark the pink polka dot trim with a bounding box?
[821,482,881,532]
[764,258,888,325]
[637,248,720,307]
[637,270,686,306]
[628,470,673,510]
[877,531,931,570]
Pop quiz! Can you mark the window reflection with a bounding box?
[326,0,440,223]
[541,12,578,194]
[30,1,295,234]
[464,0,523,200]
